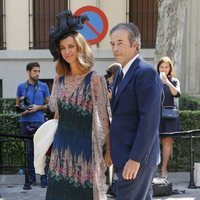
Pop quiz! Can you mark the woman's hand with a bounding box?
[107,89,112,100]
[161,74,170,86]
[161,74,180,96]
[104,148,112,167]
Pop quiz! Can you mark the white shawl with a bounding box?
[33,119,58,175]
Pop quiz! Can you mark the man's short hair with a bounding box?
[26,62,40,71]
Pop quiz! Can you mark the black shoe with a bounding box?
[40,175,47,188]
[29,181,36,186]
[29,178,36,186]
[41,183,47,188]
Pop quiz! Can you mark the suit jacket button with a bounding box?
[144,154,149,162]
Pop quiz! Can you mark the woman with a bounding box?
[104,63,121,101]
[46,10,112,200]
[157,56,181,179]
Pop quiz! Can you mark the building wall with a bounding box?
[0,50,113,98]
[6,0,29,50]
[184,0,200,95]
[0,49,154,98]
[0,0,200,98]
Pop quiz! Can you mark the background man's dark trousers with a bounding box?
[20,122,48,187]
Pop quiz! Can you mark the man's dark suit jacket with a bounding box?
[110,56,162,169]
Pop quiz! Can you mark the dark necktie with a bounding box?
[114,70,124,94]
[118,69,124,85]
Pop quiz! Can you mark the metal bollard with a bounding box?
[188,135,196,188]
[23,138,31,190]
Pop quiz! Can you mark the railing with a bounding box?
[0,0,6,50]
[0,133,33,190]
[160,129,200,188]
[1,129,200,190]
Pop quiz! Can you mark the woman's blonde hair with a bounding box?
[55,32,94,76]
[157,56,175,79]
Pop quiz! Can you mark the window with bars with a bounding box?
[30,0,68,49]
[39,78,53,93]
[0,80,2,98]
[129,0,158,48]
[0,0,5,50]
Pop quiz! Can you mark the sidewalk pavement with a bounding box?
[0,172,200,200]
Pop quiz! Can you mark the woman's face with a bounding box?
[59,36,78,65]
[158,62,170,75]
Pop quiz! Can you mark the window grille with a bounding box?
[129,0,158,48]
[29,0,68,49]
[39,79,53,93]
[0,0,6,50]
[0,80,2,98]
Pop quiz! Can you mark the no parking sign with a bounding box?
[74,6,109,45]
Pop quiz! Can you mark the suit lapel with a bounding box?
[111,57,141,112]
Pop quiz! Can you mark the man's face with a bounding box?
[28,66,40,81]
[110,29,138,67]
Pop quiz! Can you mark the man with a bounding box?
[16,62,50,188]
[109,23,162,199]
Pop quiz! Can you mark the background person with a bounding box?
[157,56,181,179]
[104,63,121,101]
[16,62,50,187]
[109,22,162,200]
[46,10,111,200]
[104,63,120,188]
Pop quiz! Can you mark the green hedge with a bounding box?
[0,98,20,134]
[179,95,200,110]
[0,98,22,174]
[168,95,200,171]
[180,110,200,130]
[0,98,16,114]
[0,113,20,134]
[0,96,200,173]
[167,110,200,171]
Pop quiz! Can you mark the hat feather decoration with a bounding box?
[49,10,89,61]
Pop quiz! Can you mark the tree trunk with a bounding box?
[154,0,189,78]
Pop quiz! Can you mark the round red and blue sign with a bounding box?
[74,6,109,45]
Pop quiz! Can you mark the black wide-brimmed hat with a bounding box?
[49,10,89,61]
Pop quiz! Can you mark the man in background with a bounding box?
[16,62,50,188]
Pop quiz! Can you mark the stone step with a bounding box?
[0,175,40,185]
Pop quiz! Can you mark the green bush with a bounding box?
[0,113,20,134]
[0,98,22,174]
[0,138,25,174]
[0,98,16,113]
[179,95,200,110]
[167,110,200,171]
[180,110,200,130]
[1,96,200,173]
[0,98,20,134]
[166,95,200,171]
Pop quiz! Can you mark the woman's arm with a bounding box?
[54,111,59,119]
[162,76,181,97]
[91,73,112,167]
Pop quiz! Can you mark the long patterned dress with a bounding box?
[46,71,110,200]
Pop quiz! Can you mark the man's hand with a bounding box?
[28,104,38,113]
[122,159,140,180]
[21,109,30,115]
